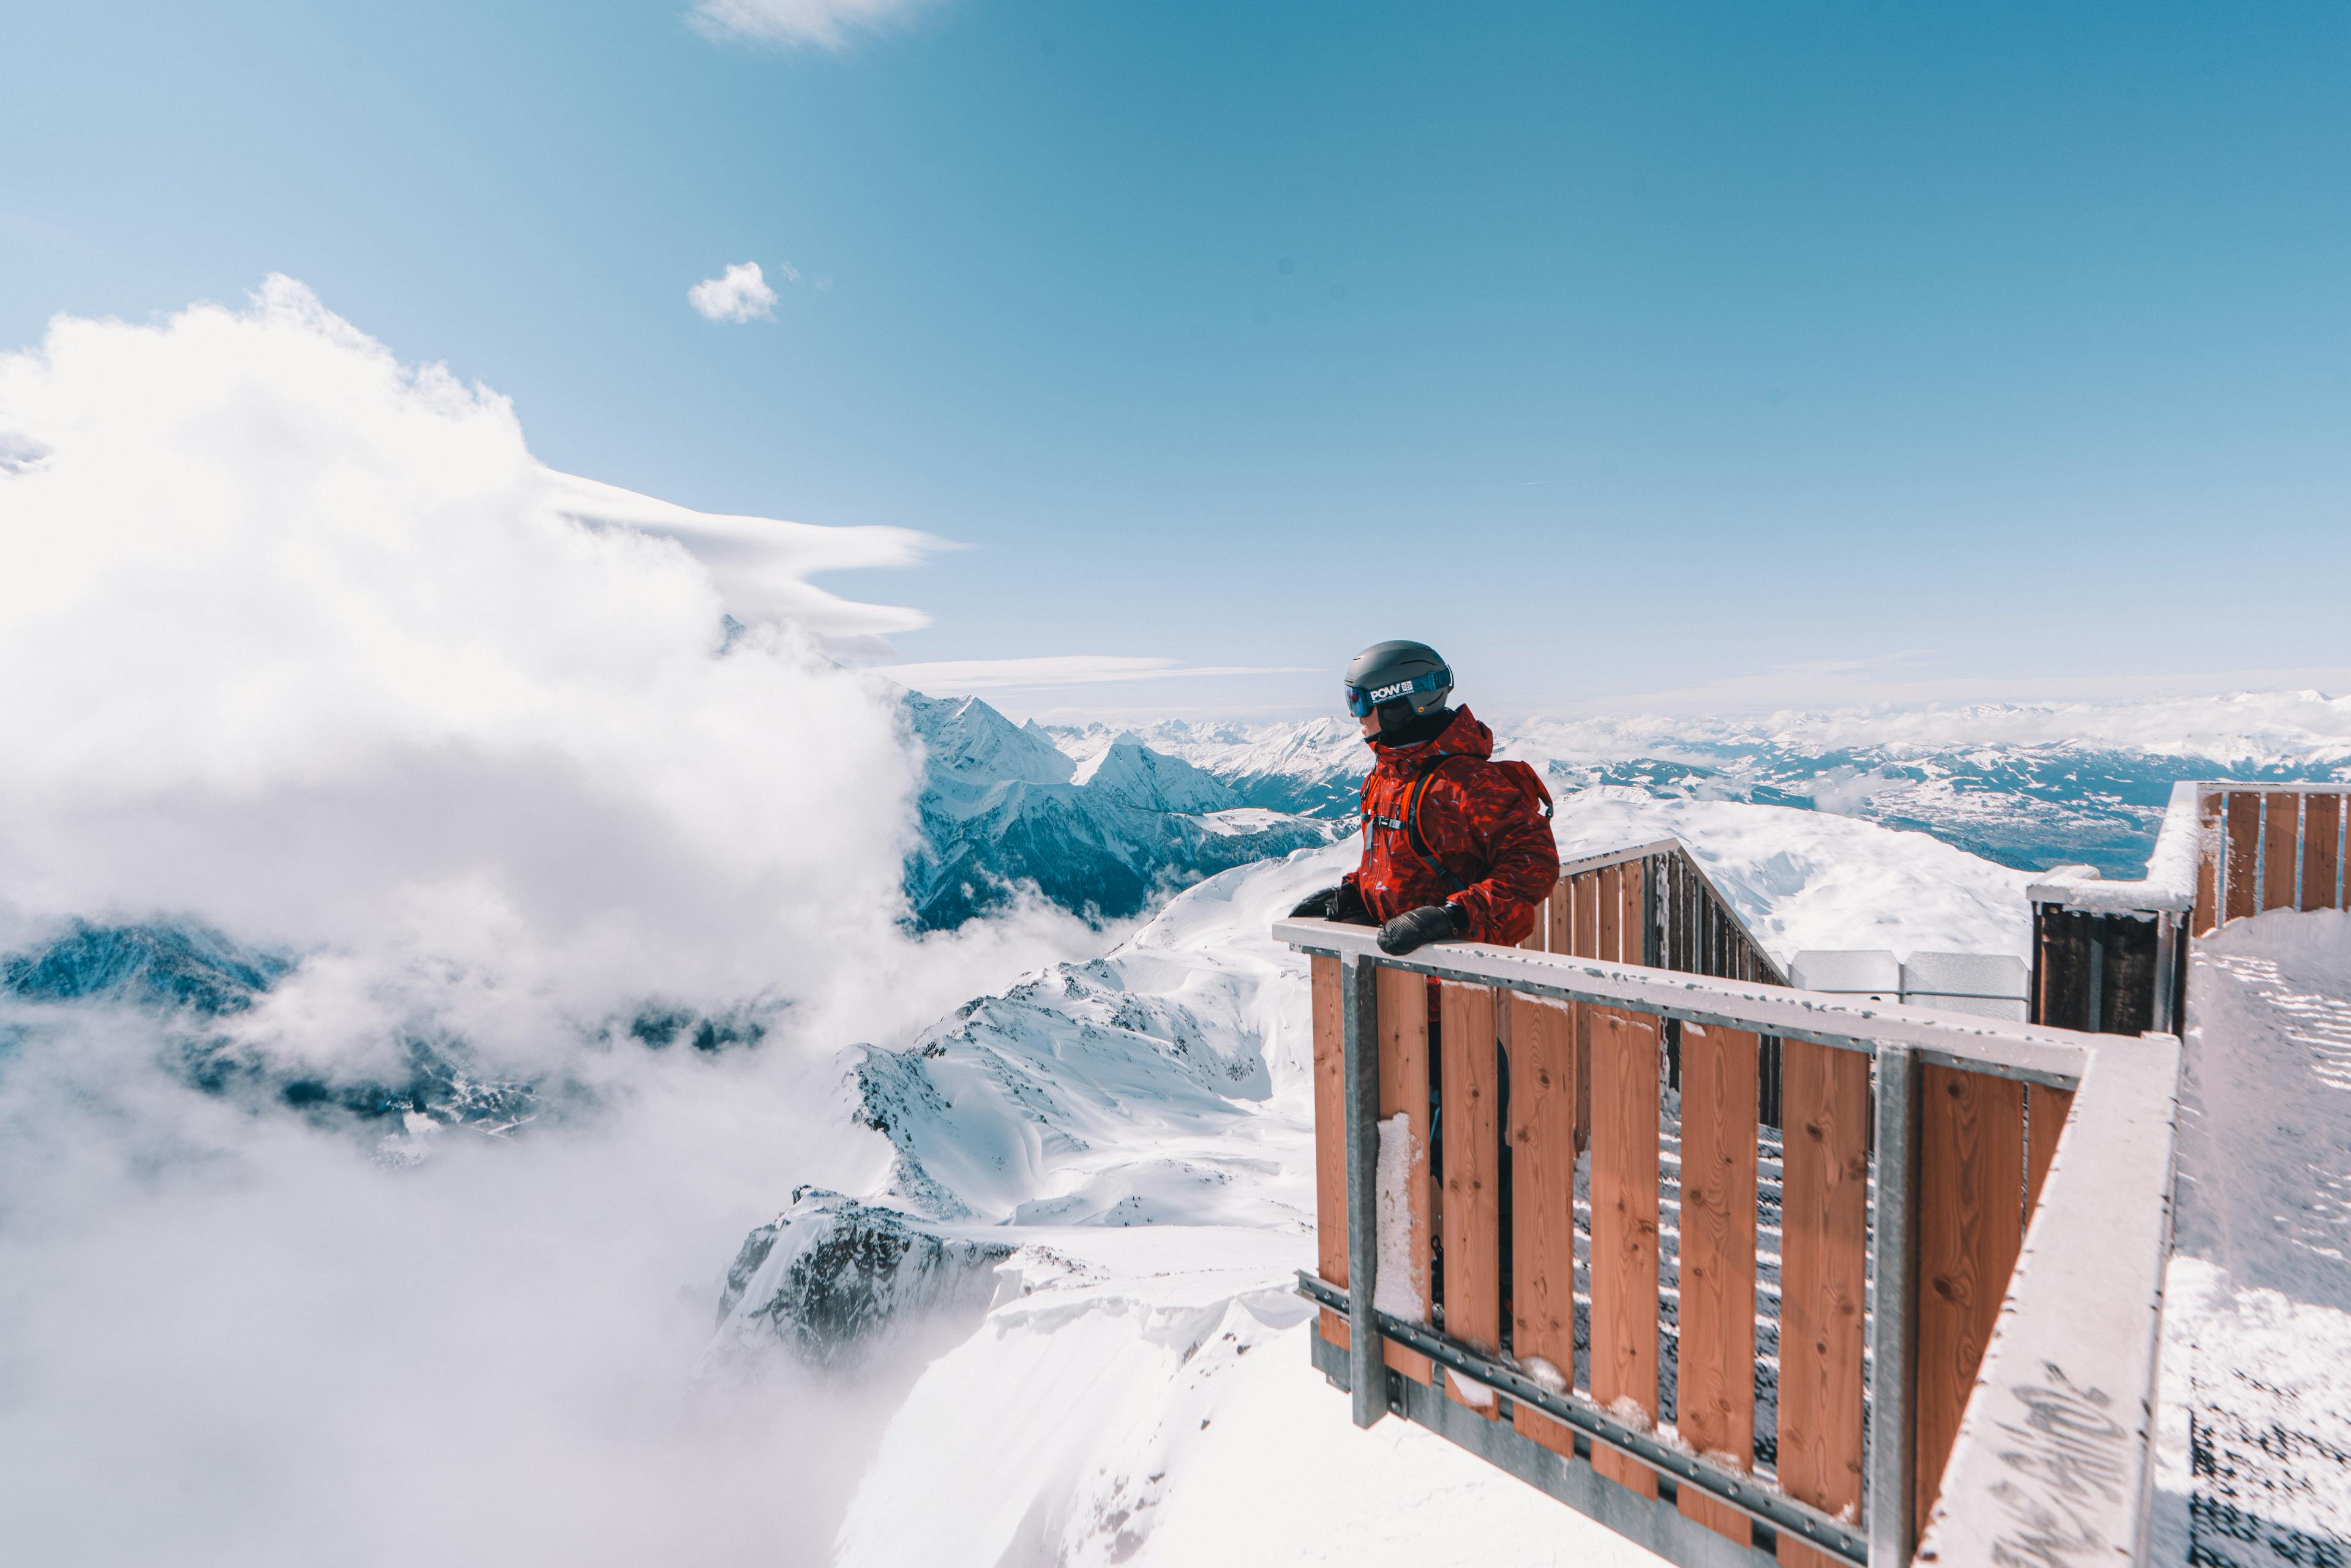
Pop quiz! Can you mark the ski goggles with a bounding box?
[1344,668,1450,718]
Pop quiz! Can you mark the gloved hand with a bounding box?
[1378,902,1467,955]
[1290,883,1369,923]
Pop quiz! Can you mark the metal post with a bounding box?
[1867,1043,1919,1568]
[2151,911,2177,1036]
[1340,950,1385,1427]
[2085,915,2105,1034]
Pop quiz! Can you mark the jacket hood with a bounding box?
[1366,704,1494,767]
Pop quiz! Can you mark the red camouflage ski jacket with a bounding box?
[1340,706,1560,946]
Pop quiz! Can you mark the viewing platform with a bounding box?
[1281,784,2351,1568]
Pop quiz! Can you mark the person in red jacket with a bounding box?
[1289,640,1559,954]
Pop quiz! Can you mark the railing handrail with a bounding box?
[1553,836,1794,986]
[1557,836,1686,878]
[1275,918,2088,1087]
[2027,780,2200,914]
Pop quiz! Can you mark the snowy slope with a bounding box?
[1068,739,1240,814]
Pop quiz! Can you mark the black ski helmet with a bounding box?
[1344,640,1453,722]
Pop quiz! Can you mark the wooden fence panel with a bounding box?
[1376,964,1435,1382]
[2195,788,2224,936]
[1548,879,1573,954]
[1590,1006,1662,1496]
[2024,1083,2075,1221]
[2263,794,2303,912]
[1440,982,1502,1416]
[1775,1039,1869,1568]
[1509,993,1581,1459]
[1914,1063,2027,1527]
[2303,794,2344,912]
[1677,1024,1760,1545]
[1311,954,1348,1348]
[2225,791,2262,923]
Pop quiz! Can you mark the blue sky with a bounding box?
[7,1,2347,720]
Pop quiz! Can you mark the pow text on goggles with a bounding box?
[1345,669,1450,715]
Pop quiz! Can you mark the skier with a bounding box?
[1289,640,1560,955]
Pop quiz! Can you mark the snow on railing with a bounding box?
[2026,781,2202,918]
[1276,917,2178,1568]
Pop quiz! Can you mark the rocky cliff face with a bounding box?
[708,1188,1015,1370]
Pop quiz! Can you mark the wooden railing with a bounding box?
[2030,780,2350,1034]
[1280,915,2179,1568]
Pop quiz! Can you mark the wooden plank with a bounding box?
[1573,872,1599,1153]
[1598,864,1622,966]
[2263,793,2303,912]
[1311,953,1349,1348]
[1589,1005,1662,1496]
[1376,964,1436,1382]
[1914,1063,2027,1528]
[2302,793,2344,913]
[2024,1083,2075,1222]
[1440,981,1502,1416]
[2194,787,2224,937]
[1676,1024,1760,1545]
[1575,871,1600,959]
[1775,1037,1870,1568]
[2225,790,2262,925]
[1548,877,1573,953]
[1509,992,1581,1459]
[1520,896,1549,951]
[1623,857,1647,966]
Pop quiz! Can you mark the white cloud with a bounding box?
[688,260,779,323]
[0,276,1107,1562]
[869,655,1317,692]
[691,0,939,49]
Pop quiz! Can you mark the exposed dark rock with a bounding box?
[713,1188,1013,1369]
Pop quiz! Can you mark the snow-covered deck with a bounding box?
[2153,909,2351,1565]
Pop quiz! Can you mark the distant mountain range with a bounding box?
[1042,690,2351,879]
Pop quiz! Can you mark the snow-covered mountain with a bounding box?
[901,692,1331,928]
[1053,691,2351,880]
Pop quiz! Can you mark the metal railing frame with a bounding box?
[1277,916,2180,1568]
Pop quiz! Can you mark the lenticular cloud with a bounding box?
[0,276,935,1015]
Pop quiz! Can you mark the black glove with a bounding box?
[1378,902,1467,955]
[1290,883,1370,923]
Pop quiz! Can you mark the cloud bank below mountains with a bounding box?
[0,277,1099,1565]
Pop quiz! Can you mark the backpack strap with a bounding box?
[1404,754,1472,896]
